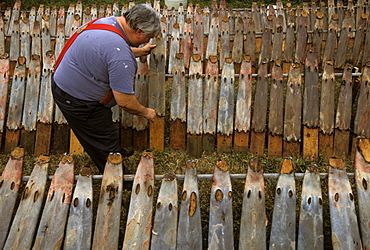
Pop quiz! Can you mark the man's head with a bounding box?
[123,4,161,46]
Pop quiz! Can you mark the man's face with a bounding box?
[131,29,154,47]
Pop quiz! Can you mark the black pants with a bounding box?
[51,76,121,173]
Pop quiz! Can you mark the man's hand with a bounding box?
[143,108,156,122]
[131,43,157,57]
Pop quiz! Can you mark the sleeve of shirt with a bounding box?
[108,57,137,95]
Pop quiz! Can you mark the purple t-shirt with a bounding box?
[54,16,137,107]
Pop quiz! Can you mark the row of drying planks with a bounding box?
[0,0,370,157]
[0,138,369,249]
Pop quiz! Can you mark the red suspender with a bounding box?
[54,18,128,105]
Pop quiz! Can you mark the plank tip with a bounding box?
[329,157,345,169]
[358,138,370,163]
[11,146,24,159]
[107,152,123,164]
[281,157,294,174]
[216,160,229,171]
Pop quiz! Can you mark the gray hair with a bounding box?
[123,4,161,36]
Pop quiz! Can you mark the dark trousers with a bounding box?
[51,76,120,173]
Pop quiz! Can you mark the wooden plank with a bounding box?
[9,20,19,62]
[354,138,370,248]
[269,158,296,249]
[151,173,178,249]
[31,21,41,57]
[271,15,284,61]
[297,164,324,249]
[283,10,295,63]
[177,161,202,249]
[22,54,41,132]
[3,129,20,153]
[20,18,30,66]
[0,54,9,134]
[239,158,266,249]
[69,129,84,155]
[192,9,204,60]
[268,60,284,157]
[220,15,230,70]
[328,158,362,249]
[121,110,133,149]
[168,22,180,74]
[33,155,75,249]
[149,34,166,151]
[334,64,353,158]
[320,60,335,157]
[180,18,192,69]
[34,123,52,156]
[234,56,253,150]
[0,147,24,248]
[245,18,256,66]
[354,63,370,138]
[20,130,35,154]
[203,55,218,152]
[123,152,154,250]
[362,16,370,65]
[63,166,92,250]
[322,13,339,62]
[208,161,233,249]
[217,58,234,154]
[284,63,302,156]
[232,16,244,65]
[303,127,319,161]
[170,53,186,151]
[335,11,353,69]
[295,11,308,64]
[312,12,325,61]
[351,13,367,66]
[4,155,49,249]
[133,55,149,150]
[186,134,202,158]
[205,13,218,60]
[259,15,273,64]
[250,59,268,156]
[92,153,123,250]
[51,124,69,154]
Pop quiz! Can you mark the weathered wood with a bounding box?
[319,61,335,157]
[268,60,284,157]
[9,20,19,62]
[217,58,234,153]
[3,155,49,249]
[245,18,256,65]
[284,63,302,145]
[33,155,74,249]
[123,152,154,250]
[149,34,166,151]
[298,164,324,249]
[168,23,180,74]
[0,147,24,249]
[312,12,325,61]
[0,54,9,133]
[334,64,353,158]
[41,14,51,62]
[31,21,41,57]
[177,161,202,249]
[208,161,233,249]
[64,167,93,250]
[269,158,296,249]
[3,129,19,153]
[69,129,84,155]
[335,11,353,69]
[362,16,370,65]
[220,15,230,69]
[354,63,370,138]
[354,138,370,249]
[351,13,367,66]
[51,124,69,154]
[20,19,30,66]
[250,59,268,155]
[193,10,204,59]
[151,173,178,249]
[234,56,252,153]
[232,17,244,64]
[323,13,339,63]
[180,18,192,69]
[6,56,26,130]
[121,110,133,148]
[295,11,308,64]
[271,15,284,61]
[64,4,75,37]
[239,158,266,249]
[205,13,218,60]
[259,15,273,64]
[92,153,123,250]
[328,158,362,249]
[284,10,295,63]
[22,54,41,132]
[34,123,52,156]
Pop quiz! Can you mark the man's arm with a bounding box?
[112,89,156,121]
[131,43,156,57]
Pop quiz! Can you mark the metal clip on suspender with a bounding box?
[54,18,127,105]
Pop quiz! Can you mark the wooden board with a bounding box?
[123,152,154,249]
[51,123,69,154]
[177,161,202,248]
[4,155,49,249]
[92,153,123,249]
[208,161,233,249]
[187,134,202,158]
[34,123,52,156]
[303,127,319,161]
[133,129,149,152]
[170,119,186,152]
[69,129,84,155]
[149,116,165,151]
[33,155,75,249]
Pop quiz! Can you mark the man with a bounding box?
[52,4,161,173]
